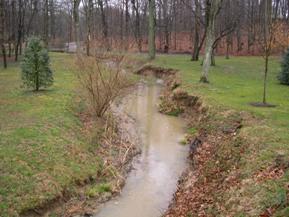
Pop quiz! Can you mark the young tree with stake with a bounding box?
[257,0,275,106]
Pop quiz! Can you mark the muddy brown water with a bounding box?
[94,80,188,217]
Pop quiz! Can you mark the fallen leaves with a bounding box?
[254,167,285,183]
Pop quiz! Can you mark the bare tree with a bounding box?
[131,0,142,52]
[84,0,93,56]
[259,0,274,105]
[124,0,130,50]
[73,0,81,52]
[98,0,110,51]
[200,0,223,83]
[0,0,7,68]
[159,0,171,53]
[43,0,49,46]
[15,0,25,61]
[49,0,56,40]
[211,6,237,65]
[75,55,130,117]
[148,0,156,59]
[191,0,203,61]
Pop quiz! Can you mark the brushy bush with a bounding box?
[21,37,53,91]
[75,54,131,117]
[278,48,289,85]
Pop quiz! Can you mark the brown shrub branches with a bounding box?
[75,55,130,117]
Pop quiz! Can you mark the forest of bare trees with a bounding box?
[1,0,289,68]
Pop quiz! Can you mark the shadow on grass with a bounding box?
[249,102,277,108]
[21,88,58,97]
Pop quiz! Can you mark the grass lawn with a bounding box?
[0,53,102,216]
[152,54,289,216]
[153,55,289,126]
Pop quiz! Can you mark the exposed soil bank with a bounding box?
[135,65,256,217]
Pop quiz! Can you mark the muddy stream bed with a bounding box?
[94,80,188,217]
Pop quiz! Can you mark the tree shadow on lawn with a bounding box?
[249,102,277,108]
[21,88,59,97]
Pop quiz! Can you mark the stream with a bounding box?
[94,80,188,217]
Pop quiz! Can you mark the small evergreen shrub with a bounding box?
[278,48,289,85]
[21,37,53,91]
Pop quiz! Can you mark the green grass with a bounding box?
[153,55,289,125]
[85,183,112,198]
[152,54,289,216]
[152,55,289,161]
[0,53,102,216]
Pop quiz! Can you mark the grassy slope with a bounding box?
[152,55,289,216]
[0,53,101,216]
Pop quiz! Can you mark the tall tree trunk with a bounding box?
[124,0,129,50]
[0,0,7,68]
[43,0,49,46]
[173,0,177,50]
[25,0,38,37]
[98,0,110,50]
[50,0,56,40]
[163,0,169,53]
[86,0,93,56]
[131,0,142,52]
[73,0,81,53]
[262,0,272,104]
[200,0,223,83]
[226,41,230,59]
[236,28,242,52]
[11,0,16,56]
[148,0,156,60]
[192,0,201,61]
[35,63,39,91]
[136,10,142,52]
[157,3,162,51]
[274,0,280,19]
[211,49,216,66]
[15,0,24,61]
[8,42,11,58]
[225,34,232,59]
[120,1,124,48]
[68,10,73,43]
[263,55,269,104]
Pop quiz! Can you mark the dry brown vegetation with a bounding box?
[75,54,131,117]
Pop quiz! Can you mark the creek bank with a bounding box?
[93,80,188,217]
[135,65,253,217]
[20,88,142,217]
[19,56,148,217]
